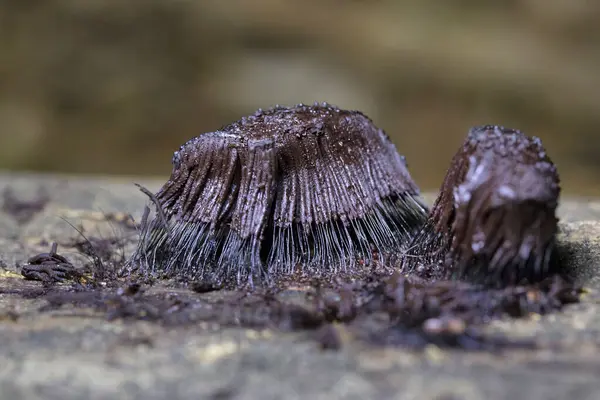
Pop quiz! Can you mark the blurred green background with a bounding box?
[1,0,599,195]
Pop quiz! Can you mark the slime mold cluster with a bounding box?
[131,105,562,289]
[131,103,427,286]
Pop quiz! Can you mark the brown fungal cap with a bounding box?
[131,103,427,286]
[402,125,561,286]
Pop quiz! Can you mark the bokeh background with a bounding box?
[1,0,599,195]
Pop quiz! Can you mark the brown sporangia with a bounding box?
[7,109,584,352]
[20,242,83,283]
[129,103,428,286]
[402,125,561,287]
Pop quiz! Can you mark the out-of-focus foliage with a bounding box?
[1,0,599,195]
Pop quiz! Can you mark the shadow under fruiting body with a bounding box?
[130,103,428,286]
[403,125,561,287]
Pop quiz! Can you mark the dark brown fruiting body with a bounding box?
[402,125,560,286]
[20,243,82,283]
[130,103,427,286]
